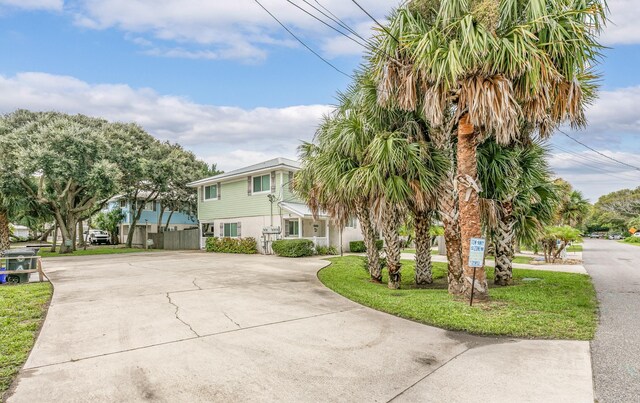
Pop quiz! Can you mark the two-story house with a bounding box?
[104,195,198,245]
[187,157,363,253]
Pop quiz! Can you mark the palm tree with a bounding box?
[372,0,605,298]
[296,115,384,282]
[344,132,446,289]
[560,190,591,228]
[478,139,558,285]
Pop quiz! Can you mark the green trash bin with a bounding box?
[5,249,36,284]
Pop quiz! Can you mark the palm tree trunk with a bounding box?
[413,210,433,285]
[355,199,381,282]
[457,114,488,300]
[494,203,515,286]
[0,209,10,254]
[382,203,402,289]
[439,160,464,294]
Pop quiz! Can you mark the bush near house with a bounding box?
[349,240,383,253]
[206,237,258,254]
[272,239,315,257]
[316,246,339,256]
[623,236,640,244]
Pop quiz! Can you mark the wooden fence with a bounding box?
[148,229,200,250]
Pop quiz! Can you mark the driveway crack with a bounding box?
[165,292,200,337]
[386,346,471,402]
[223,312,241,328]
[192,278,203,290]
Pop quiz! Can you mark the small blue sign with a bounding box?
[469,238,486,268]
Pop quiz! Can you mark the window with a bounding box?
[252,174,271,193]
[143,201,155,211]
[224,223,238,237]
[202,223,215,236]
[204,185,218,200]
[346,217,358,228]
[119,199,126,208]
[285,219,299,237]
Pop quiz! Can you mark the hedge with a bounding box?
[206,237,258,254]
[316,245,339,256]
[349,240,383,253]
[272,239,315,257]
[624,236,640,244]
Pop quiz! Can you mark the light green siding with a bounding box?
[197,170,302,220]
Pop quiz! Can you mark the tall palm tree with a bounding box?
[372,0,605,298]
[296,115,384,282]
[478,139,558,285]
[560,190,591,228]
[344,132,446,289]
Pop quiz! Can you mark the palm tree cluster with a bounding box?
[297,0,605,298]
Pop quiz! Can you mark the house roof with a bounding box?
[279,202,328,218]
[187,157,301,187]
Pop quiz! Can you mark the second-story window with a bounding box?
[204,184,218,200]
[252,174,270,194]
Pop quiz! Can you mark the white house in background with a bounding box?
[10,224,30,239]
[187,157,363,253]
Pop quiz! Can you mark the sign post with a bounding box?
[468,238,486,306]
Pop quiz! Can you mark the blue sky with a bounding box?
[1,0,638,201]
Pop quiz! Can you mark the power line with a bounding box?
[284,0,369,49]
[550,145,639,182]
[254,0,352,78]
[350,0,399,43]
[559,129,640,172]
[311,0,369,42]
[551,144,638,175]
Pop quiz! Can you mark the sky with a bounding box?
[1,0,639,202]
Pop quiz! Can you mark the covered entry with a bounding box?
[279,202,330,248]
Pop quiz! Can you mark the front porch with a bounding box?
[279,202,330,248]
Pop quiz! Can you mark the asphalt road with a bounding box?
[584,239,640,403]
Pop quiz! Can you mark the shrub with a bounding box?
[316,245,339,256]
[272,239,315,257]
[206,237,258,254]
[624,236,640,244]
[349,240,383,253]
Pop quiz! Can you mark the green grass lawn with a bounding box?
[0,283,52,399]
[318,256,597,340]
[566,244,583,252]
[401,249,532,265]
[39,247,161,258]
[484,255,533,265]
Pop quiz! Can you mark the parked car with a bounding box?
[589,233,603,239]
[633,232,640,238]
[608,234,622,240]
[85,230,110,245]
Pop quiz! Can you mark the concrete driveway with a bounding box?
[9,252,592,402]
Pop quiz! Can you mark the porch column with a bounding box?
[325,219,330,246]
[298,217,302,238]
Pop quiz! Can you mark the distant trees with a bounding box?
[0,110,212,253]
[588,187,640,234]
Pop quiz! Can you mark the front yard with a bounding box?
[0,283,52,399]
[319,256,597,340]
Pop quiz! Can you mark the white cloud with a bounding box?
[0,0,62,11]
[66,0,395,61]
[548,150,639,201]
[0,72,333,171]
[600,0,640,45]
